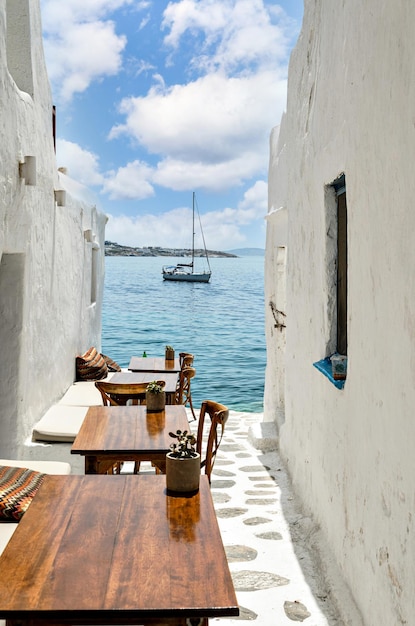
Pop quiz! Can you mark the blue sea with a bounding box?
[101,255,266,413]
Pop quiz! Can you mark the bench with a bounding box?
[32,375,118,442]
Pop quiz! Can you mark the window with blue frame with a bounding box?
[313,173,348,388]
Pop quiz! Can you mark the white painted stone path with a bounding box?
[209,411,344,625]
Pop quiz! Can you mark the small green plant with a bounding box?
[146,380,165,394]
[165,345,174,351]
[168,429,197,458]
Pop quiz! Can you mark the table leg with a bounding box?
[84,455,98,474]
[152,460,166,474]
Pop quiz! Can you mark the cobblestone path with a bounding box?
[209,411,342,625]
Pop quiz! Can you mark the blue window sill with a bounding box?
[313,357,346,389]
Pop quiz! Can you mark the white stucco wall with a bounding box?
[264,125,287,426]
[265,1,415,624]
[0,0,107,453]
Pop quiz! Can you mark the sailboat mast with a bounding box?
[192,191,195,270]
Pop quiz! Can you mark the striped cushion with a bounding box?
[0,466,45,520]
[101,353,121,372]
[76,347,108,381]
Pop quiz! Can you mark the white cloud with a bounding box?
[102,161,155,200]
[41,0,133,103]
[41,0,134,28]
[56,138,104,185]
[105,0,292,196]
[201,181,268,233]
[152,153,265,192]
[57,140,156,200]
[95,146,264,198]
[108,70,287,191]
[111,71,285,156]
[105,207,197,248]
[105,180,267,249]
[161,0,228,49]
[238,179,268,215]
[105,207,247,250]
[162,0,291,72]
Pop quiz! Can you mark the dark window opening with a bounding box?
[334,175,347,355]
[53,106,56,151]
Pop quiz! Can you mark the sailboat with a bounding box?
[162,192,212,283]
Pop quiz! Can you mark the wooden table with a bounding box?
[128,356,181,372]
[110,371,179,403]
[0,475,239,625]
[71,405,189,474]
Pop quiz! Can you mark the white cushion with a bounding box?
[32,405,88,442]
[0,459,71,475]
[58,374,115,406]
[0,523,17,556]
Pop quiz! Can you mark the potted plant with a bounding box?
[165,345,175,361]
[166,429,200,493]
[146,380,166,412]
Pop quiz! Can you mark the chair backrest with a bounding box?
[196,400,229,482]
[95,380,165,406]
[179,352,194,368]
[174,366,196,405]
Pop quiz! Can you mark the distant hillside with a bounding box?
[105,241,237,258]
[227,248,265,256]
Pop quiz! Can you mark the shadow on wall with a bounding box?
[0,253,24,453]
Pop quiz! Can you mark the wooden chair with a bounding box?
[179,352,194,368]
[95,380,150,406]
[94,380,164,474]
[196,400,229,483]
[174,366,196,420]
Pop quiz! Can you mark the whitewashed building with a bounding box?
[265,1,415,624]
[0,0,107,455]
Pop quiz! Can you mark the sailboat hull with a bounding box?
[162,268,211,282]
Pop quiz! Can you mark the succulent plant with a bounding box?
[168,429,197,458]
[146,380,165,394]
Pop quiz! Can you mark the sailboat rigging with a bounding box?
[162,193,212,283]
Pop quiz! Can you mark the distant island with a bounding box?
[105,241,237,258]
[227,248,265,256]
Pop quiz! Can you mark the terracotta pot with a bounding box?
[146,390,165,412]
[166,452,201,494]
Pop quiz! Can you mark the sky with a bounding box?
[40,0,304,251]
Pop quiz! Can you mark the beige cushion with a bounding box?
[32,405,88,442]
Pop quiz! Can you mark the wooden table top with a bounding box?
[110,370,178,393]
[71,405,189,455]
[128,356,181,372]
[0,475,238,623]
